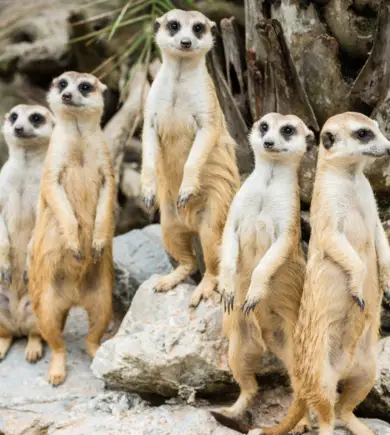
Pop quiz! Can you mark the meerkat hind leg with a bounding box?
[25,330,43,363]
[292,412,312,434]
[218,325,260,418]
[83,273,112,359]
[335,366,376,435]
[37,285,69,385]
[154,224,197,293]
[0,326,13,360]
[190,220,220,308]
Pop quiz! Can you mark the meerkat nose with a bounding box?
[264,141,274,149]
[62,92,72,102]
[14,126,24,136]
[180,38,192,49]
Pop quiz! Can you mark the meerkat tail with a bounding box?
[259,398,307,435]
[210,411,250,433]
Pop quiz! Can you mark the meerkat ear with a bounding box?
[305,130,316,151]
[210,21,217,37]
[154,17,161,34]
[98,80,107,93]
[321,131,335,150]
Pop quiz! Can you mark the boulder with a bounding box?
[359,337,390,420]
[112,225,173,317]
[92,275,284,397]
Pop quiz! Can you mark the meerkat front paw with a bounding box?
[66,238,84,262]
[177,184,198,209]
[142,185,157,211]
[242,283,268,314]
[219,276,235,314]
[91,239,105,264]
[0,263,12,287]
[350,286,365,312]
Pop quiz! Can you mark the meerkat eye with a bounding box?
[353,128,375,143]
[281,125,296,136]
[9,112,18,123]
[58,79,68,90]
[193,22,205,36]
[29,113,44,125]
[260,122,268,133]
[78,82,93,94]
[358,129,369,138]
[167,20,180,33]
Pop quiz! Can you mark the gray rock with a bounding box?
[359,337,390,420]
[93,275,284,397]
[113,226,174,317]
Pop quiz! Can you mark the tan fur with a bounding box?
[217,114,313,432]
[0,104,54,362]
[141,10,240,307]
[29,72,115,385]
[259,112,390,435]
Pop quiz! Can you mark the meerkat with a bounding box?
[211,113,314,433]
[29,71,115,386]
[0,104,54,362]
[141,9,240,307]
[220,112,390,435]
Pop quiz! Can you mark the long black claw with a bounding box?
[352,295,365,312]
[73,250,85,262]
[23,270,28,285]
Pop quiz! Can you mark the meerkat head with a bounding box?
[154,9,216,59]
[47,71,107,118]
[250,113,315,162]
[2,104,54,150]
[320,112,390,162]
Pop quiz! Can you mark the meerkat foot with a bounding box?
[0,336,12,360]
[85,340,100,359]
[154,264,195,293]
[189,275,218,308]
[48,352,66,386]
[292,422,312,434]
[25,335,43,363]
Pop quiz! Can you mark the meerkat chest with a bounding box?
[150,67,209,138]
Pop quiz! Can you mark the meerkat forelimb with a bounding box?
[214,113,313,430]
[0,104,54,362]
[141,9,240,308]
[29,71,115,385]
[254,112,390,435]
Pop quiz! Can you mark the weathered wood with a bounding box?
[207,49,254,174]
[220,17,246,115]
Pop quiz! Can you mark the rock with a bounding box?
[298,146,318,205]
[112,225,173,317]
[359,337,390,421]
[92,275,284,397]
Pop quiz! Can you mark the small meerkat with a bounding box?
[141,9,240,307]
[29,71,115,386]
[0,104,54,362]
[212,113,314,432]
[227,113,390,435]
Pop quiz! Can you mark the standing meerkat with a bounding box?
[227,113,390,435]
[29,71,115,386]
[0,104,54,362]
[141,9,240,307]
[212,113,314,432]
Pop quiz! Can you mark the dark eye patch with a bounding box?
[193,22,205,38]
[167,20,180,36]
[58,79,68,91]
[259,122,268,135]
[280,125,296,140]
[322,131,335,150]
[352,128,375,143]
[78,81,94,96]
[9,112,18,124]
[29,113,45,126]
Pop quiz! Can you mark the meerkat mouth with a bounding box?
[62,101,83,108]
[362,150,390,157]
[14,132,36,139]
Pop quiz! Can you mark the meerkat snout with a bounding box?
[154,9,216,58]
[250,112,314,159]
